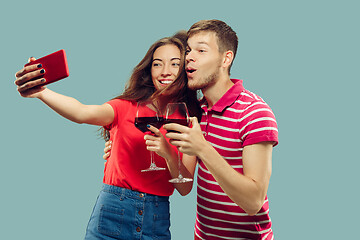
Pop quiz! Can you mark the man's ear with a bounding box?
[222,50,234,69]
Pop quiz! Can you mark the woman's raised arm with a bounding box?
[15,59,114,126]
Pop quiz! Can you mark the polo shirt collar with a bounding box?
[200,79,244,113]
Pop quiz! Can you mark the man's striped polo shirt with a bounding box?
[195,79,278,240]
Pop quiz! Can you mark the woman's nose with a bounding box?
[161,65,171,76]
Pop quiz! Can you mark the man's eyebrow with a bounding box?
[187,41,209,49]
[197,41,210,46]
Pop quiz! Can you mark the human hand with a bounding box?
[14,57,46,98]
[144,125,175,160]
[164,117,208,156]
[103,140,112,160]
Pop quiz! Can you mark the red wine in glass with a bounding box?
[165,102,193,183]
[135,102,166,172]
[135,116,164,133]
[164,118,188,133]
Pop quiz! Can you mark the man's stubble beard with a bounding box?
[188,68,220,91]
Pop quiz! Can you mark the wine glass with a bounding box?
[165,102,193,183]
[135,101,166,172]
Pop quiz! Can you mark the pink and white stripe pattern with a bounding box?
[195,79,278,240]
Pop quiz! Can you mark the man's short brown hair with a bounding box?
[188,20,238,74]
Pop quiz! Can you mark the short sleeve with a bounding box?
[239,100,278,147]
[104,99,129,130]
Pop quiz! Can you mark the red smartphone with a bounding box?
[24,49,69,86]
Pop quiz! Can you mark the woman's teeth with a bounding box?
[160,80,172,84]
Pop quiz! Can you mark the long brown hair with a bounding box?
[100,31,201,140]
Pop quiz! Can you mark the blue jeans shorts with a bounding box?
[84,184,171,240]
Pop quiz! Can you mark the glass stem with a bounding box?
[177,148,182,178]
[150,151,155,166]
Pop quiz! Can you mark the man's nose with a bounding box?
[186,52,194,63]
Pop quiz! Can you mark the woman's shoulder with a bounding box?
[107,98,136,107]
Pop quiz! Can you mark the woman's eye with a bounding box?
[172,62,180,66]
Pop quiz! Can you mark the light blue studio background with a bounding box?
[1,0,359,239]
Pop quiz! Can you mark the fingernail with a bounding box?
[40,69,45,74]
[37,64,42,68]
[147,124,150,128]
[41,78,46,82]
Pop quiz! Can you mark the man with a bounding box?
[163,20,278,239]
[105,20,278,239]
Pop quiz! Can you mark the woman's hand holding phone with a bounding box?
[15,50,69,98]
[15,57,47,98]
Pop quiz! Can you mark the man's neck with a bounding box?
[202,75,234,109]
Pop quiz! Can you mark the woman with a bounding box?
[14,31,201,239]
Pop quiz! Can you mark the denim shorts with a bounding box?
[84,184,171,240]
